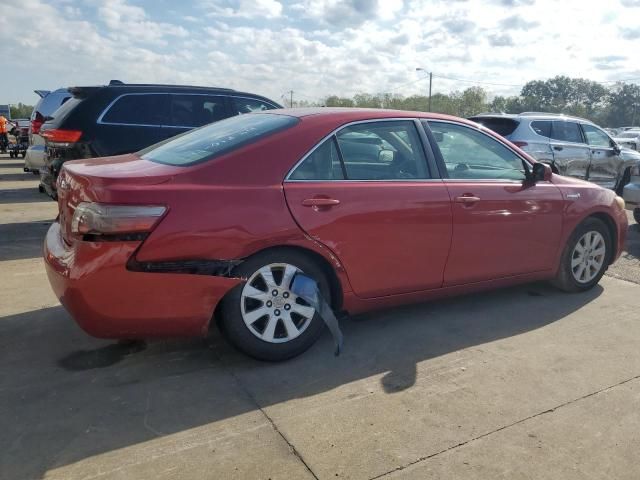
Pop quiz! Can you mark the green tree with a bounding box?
[607,83,640,127]
[10,103,33,119]
[324,96,355,107]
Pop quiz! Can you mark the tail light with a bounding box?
[41,129,83,144]
[31,112,44,135]
[512,141,528,148]
[71,202,167,236]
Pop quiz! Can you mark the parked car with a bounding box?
[469,112,640,192]
[612,130,640,151]
[24,89,72,174]
[622,163,640,223]
[39,81,281,198]
[44,108,628,361]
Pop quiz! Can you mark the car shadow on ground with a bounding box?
[0,221,52,261]
[0,282,603,479]
[624,222,639,259]
[0,187,52,204]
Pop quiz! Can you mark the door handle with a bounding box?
[553,146,563,151]
[302,198,340,207]
[454,195,480,204]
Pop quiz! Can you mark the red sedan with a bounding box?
[44,109,628,360]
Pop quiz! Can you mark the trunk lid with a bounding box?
[57,154,179,244]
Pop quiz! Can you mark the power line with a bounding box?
[432,74,523,88]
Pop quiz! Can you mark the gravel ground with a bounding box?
[606,210,640,285]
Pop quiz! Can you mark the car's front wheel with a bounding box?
[553,217,611,292]
[219,249,331,361]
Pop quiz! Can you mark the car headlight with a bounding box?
[615,196,625,210]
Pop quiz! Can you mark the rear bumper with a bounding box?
[623,180,640,210]
[43,222,241,339]
[24,146,45,171]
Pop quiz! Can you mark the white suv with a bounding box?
[470,112,640,193]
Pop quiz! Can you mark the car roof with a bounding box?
[264,107,477,126]
[470,112,593,123]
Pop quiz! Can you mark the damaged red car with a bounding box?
[44,108,628,360]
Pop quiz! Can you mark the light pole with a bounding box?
[416,68,432,112]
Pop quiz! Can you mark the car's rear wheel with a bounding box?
[552,217,611,292]
[219,249,331,361]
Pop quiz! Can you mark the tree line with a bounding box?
[311,76,640,128]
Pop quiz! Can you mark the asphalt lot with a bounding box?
[1,153,639,480]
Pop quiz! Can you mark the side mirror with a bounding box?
[613,143,621,155]
[532,162,552,182]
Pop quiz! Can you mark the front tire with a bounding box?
[552,218,611,292]
[219,249,332,361]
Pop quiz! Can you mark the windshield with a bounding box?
[140,113,298,166]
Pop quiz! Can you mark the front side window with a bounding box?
[550,121,583,143]
[140,113,298,166]
[101,94,168,126]
[581,124,612,147]
[169,95,229,127]
[427,121,526,181]
[233,97,277,115]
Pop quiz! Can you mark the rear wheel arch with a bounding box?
[237,245,344,311]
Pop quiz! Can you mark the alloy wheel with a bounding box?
[571,231,606,284]
[240,263,316,343]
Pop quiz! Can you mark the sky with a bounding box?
[1,0,640,106]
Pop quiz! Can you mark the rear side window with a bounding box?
[550,121,583,143]
[140,113,298,166]
[101,94,168,126]
[233,97,277,115]
[289,137,345,180]
[470,117,519,137]
[169,94,229,127]
[530,120,551,138]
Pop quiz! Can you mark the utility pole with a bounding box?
[288,90,294,108]
[416,68,433,112]
[428,72,433,112]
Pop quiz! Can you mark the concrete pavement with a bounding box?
[1,154,639,480]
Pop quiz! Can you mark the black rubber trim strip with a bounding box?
[127,256,243,277]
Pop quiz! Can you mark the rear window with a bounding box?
[140,113,299,166]
[33,91,72,120]
[469,117,519,137]
[43,97,82,124]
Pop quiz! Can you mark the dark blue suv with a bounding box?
[39,81,281,198]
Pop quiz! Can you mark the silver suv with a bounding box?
[469,112,640,192]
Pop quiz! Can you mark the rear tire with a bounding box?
[219,249,332,361]
[634,208,640,224]
[552,217,611,292]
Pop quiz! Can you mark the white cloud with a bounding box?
[199,0,283,19]
[1,0,640,108]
